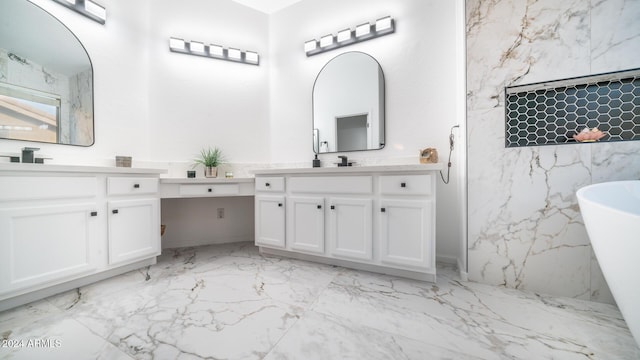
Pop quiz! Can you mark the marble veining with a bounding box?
[467,0,640,303]
[1,243,638,359]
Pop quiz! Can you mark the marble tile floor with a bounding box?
[1,242,638,360]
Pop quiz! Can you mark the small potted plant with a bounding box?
[193,147,226,178]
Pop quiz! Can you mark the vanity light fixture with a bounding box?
[51,0,106,25]
[355,22,371,38]
[319,34,334,48]
[305,16,395,56]
[336,28,352,43]
[245,51,259,64]
[228,48,242,60]
[375,16,393,32]
[190,41,205,54]
[304,40,318,53]
[169,38,186,51]
[168,38,260,66]
[209,44,224,57]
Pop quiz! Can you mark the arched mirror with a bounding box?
[0,0,94,146]
[312,51,385,153]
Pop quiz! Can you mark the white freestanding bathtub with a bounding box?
[577,181,640,346]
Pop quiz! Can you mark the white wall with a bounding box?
[3,0,270,167]
[147,0,271,164]
[269,0,463,261]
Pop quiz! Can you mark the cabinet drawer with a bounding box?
[380,175,432,196]
[179,184,239,197]
[290,176,372,194]
[255,177,285,192]
[0,176,96,201]
[107,177,159,196]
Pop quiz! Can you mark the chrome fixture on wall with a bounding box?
[304,16,394,57]
[51,0,106,24]
[169,38,259,66]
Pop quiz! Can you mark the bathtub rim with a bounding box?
[576,180,640,218]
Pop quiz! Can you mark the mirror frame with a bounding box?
[0,0,95,147]
[312,51,386,154]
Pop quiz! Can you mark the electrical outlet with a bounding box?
[217,208,224,219]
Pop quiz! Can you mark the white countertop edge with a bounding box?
[0,163,167,175]
[160,178,254,184]
[251,163,445,175]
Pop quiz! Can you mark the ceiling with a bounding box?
[230,0,303,14]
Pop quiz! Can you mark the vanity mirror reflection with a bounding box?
[0,0,94,146]
[313,51,385,153]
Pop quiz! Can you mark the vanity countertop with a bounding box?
[160,178,254,184]
[0,163,167,175]
[251,163,445,175]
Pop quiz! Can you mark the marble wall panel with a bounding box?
[467,0,640,303]
[67,69,93,146]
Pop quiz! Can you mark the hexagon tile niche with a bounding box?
[505,68,640,147]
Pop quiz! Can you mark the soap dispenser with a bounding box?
[313,154,320,168]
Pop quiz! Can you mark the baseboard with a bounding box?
[161,235,253,249]
[0,258,156,312]
[457,257,468,281]
[260,247,436,283]
[435,255,458,265]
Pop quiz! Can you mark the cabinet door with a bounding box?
[0,204,98,296]
[255,195,286,248]
[379,199,434,269]
[108,198,160,266]
[287,197,325,254]
[328,198,372,260]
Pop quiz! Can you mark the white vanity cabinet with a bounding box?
[253,164,442,282]
[254,176,287,248]
[0,177,100,296]
[287,196,325,254]
[0,164,165,311]
[328,197,373,260]
[379,174,435,270]
[255,195,286,248]
[107,177,160,265]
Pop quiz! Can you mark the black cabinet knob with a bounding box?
[381,208,386,212]
[208,188,212,192]
[278,203,283,207]
[112,209,119,214]
[401,182,406,188]
[330,205,335,210]
[90,211,98,217]
[134,184,140,189]
[265,182,271,187]
[317,205,322,209]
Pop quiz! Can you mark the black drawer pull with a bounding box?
[112,209,119,214]
[90,211,98,217]
[278,203,283,207]
[330,205,335,210]
[317,205,322,209]
[208,188,212,193]
[134,183,140,189]
[401,182,406,188]
[381,208,386,213]
[265,182,271,187]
